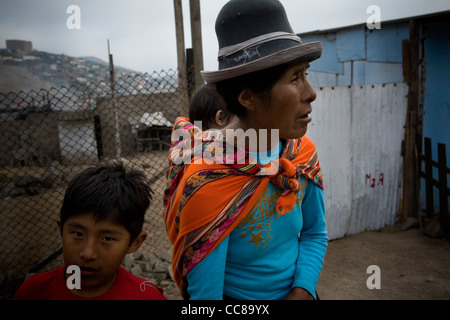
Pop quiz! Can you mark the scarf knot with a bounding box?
[270,158,301,215]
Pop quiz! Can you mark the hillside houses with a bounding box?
[1,48,112,88]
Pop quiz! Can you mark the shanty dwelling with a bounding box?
[298,11,450,240]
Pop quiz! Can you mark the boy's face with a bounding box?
[59,212,146,297]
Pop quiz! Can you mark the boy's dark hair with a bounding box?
[189,83,234,130]
[216,62,291,117]
[59,162,152,243]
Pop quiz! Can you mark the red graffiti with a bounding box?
[366,173,384,188]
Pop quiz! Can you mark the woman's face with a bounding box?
[248,61,317,140]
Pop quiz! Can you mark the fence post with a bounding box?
[189,0,204,90]
[108,40,121,161]
[174,0,190,116]
[424,137,434,219]
[438,143,448,233]
[402,19,420,221]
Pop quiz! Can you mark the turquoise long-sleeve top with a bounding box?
[186,141,328,300]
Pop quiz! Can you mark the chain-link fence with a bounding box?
[0,69,192,285]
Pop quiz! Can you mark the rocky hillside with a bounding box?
[0,48,138,94]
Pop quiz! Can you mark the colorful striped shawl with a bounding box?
[163,117,323,298]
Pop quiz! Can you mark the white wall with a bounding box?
[58,121,98,165]
[306,83,408,240]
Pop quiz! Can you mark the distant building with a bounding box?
[6,40,32,56]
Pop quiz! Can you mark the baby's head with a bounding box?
[189,83,236,130]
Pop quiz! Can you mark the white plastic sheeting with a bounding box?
[306,83,408,240]
[140,111,173,127]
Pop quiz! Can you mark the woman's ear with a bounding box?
[238,87,256,112]
[126,231,147,254]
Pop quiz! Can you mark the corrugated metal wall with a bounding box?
[307,83,408,240]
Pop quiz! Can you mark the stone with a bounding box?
[132,251,143,261]
[0,184,25,198]
[121,250,175,288]
[122,253,134,269]
[143,261,153,273]
[401,217,419,231]
[156,250,172,263]
[146,253,159,269]
[153,260,168,273]
[146,272,167,284]
[423,216,444,238]
[130,264,143,277]
[14,175,40,196]
[167,264,174,281]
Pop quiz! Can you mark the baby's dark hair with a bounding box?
[189,83,234,130]
[59,162,152,243]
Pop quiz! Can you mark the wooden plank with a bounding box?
[173,0,189,116]
[189,0,204,89]
[424,137,434,219]
[438,143,448,232]
[402,19,420,220]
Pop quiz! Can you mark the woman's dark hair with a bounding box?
[189,83,234,130]
[216,62,291,117]
[59,162,152,243]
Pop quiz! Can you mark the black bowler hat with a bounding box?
[201,0,322,83]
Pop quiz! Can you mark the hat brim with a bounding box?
[201,41,322,83]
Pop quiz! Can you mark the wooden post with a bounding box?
[173,0,189,116]
[437,143,448,233]
[108,39,121,161]
[402,19,420,220]
[189,0,204,89]
[186,48,195,98]
[424,137,434,220]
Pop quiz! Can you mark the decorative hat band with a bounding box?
[218,31,302,61]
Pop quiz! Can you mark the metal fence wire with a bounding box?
[0,69,192,282]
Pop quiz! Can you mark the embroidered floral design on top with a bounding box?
[237,176,309,249]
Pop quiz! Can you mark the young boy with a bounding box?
[14,162,167,300]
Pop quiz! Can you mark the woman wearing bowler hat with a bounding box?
[164,0,327,300]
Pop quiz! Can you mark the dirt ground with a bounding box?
[316,224,450,300]
[162,224,450,300]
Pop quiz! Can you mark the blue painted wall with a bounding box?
[299,17,449,211]
[366,23,409,63]
[336,28,366,62]
[300,22,409,87]
[301,33,343,75]
[420,19,450,211]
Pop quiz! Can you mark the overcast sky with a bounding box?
[0,0,449,74]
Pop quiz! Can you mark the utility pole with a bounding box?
[189,0,204,89]
[173,0,189,116]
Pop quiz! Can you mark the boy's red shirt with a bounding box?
[14,265,167,300]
